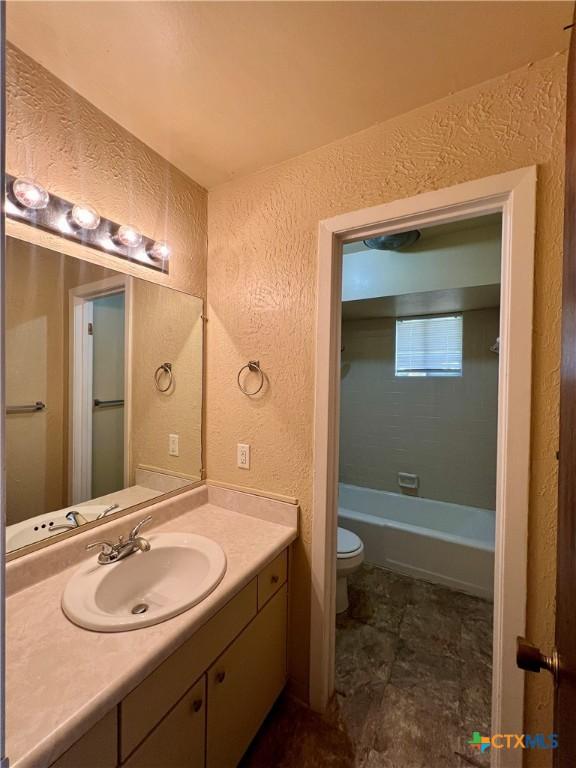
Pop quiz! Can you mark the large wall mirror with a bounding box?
[6,235,203,556]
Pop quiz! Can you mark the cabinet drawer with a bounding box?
[50,709,117,768]
[206,585,287,768]
[123,677,205,767]
[121,579,257,761]
[257,549,287,609]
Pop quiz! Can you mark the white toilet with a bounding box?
[336,526,365,613]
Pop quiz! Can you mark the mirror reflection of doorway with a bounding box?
[70,277,129,505]
[91,291,125,499]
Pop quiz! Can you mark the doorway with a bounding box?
[335,214,500,765]
[310,168,537,768]
[69,275,131,504]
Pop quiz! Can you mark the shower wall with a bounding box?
[339,307,499,509]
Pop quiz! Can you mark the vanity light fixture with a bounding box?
[115,224,143,249]
[148,240,171,262]
[4,174,170,274]
[70,203,101,231]
[10,177,50,210]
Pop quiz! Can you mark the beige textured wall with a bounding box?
[340,308,500,510]
[6,43,207,298]
[5,239,66,523]
[207,53,566,738]
[5,240,118,524]
[130,281,203,481]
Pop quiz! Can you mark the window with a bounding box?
[395,314,463,377]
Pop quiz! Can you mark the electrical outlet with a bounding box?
[169,433,179,457]
[237,443,250,469]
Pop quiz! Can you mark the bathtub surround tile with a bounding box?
[244,564,493,768]
[340,309,500,510]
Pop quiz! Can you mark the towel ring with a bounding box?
[154,362,173,392]
[237,360,264,396]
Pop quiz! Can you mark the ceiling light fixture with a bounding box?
[147,241,171,262]
[115,224,143,249]
[11,178,49,210]
[70,203,101,231]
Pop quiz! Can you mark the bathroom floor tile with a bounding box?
[243,565,493,768]
[335,618,397,694]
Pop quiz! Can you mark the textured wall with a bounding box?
[207,53,566,740]
[340,308,500,510]
[5,238,66,523]
[6,44,207,298]
[5,240,118,525]
[131,281,203,482]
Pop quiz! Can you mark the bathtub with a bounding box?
[338,483,495,599]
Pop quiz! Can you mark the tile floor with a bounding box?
[243,564,493,768]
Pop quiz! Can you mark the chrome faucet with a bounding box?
[96,502,120,520]
[50,510,89,533]
[86,516,152,565]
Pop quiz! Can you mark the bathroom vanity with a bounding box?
[54,553,287,768]
[6,485,298,768]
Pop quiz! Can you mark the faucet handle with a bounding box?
[129,515,152,541]
[86,540,114,555]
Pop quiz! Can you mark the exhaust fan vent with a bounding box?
[363,230,421,251]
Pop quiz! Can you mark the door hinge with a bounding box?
[87,322,94,336]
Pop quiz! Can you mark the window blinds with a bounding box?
[395,314,463,377]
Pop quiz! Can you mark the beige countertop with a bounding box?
[6,486,298,768]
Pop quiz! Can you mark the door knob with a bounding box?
[517,636,559,683]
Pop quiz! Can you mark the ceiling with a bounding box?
[342,213,502,254]
[342,284,501,320]
[7,1,573,189]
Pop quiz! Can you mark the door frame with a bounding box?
[68,275,132,503]
[310,166,537,767]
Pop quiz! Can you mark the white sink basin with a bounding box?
[62,532,227,631]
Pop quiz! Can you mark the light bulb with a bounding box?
[115,225,142,249]
[11,178,49,210]
[148,241,171,262]
[70,203,100,231]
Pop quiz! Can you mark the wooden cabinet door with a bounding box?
[121,580,257,761]
[123,677,205,768]
[51,710,118,768]
[206,585,287,768]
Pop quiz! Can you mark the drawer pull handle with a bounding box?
[192,699,203,712]
[216,671,226,684]
[271,574,279,584]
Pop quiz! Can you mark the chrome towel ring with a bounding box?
[154,362,173,392]
[237,360,265,396]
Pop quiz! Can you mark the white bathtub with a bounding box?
[338,483,495,599]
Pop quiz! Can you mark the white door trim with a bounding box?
[68,275,132,503]
[310,167,537,768]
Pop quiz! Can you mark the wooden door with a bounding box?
[555,10,576,764]
[518,12,576,766]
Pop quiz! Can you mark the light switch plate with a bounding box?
[169,433,179,457]
[237,443,250,469]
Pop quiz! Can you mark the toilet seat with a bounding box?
[337,527,363,559]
